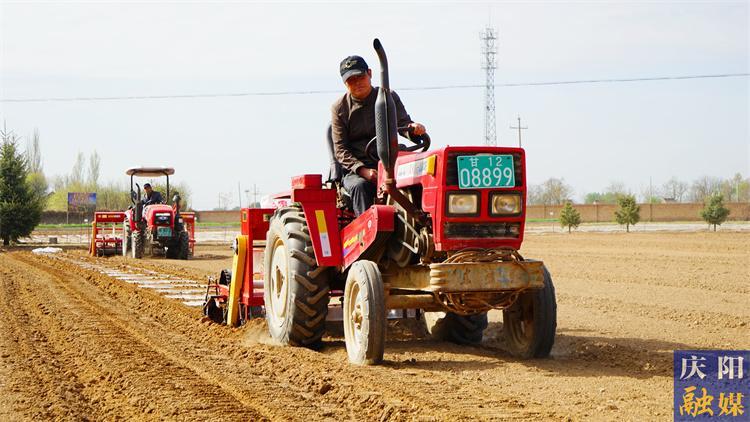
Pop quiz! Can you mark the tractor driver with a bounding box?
[142,183,164,206]
[331,55,426,216]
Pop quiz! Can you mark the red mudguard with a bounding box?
[291,175,343,267]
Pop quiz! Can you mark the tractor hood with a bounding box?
[143,204,175,223]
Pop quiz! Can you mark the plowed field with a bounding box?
[1,231,747,421]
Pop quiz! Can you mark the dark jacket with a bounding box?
[143,190,164,205]
[331,87,413,174]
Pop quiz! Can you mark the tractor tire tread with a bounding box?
[307,266,327,279]
[288,229,311,243]
[291,249,317,267]
[294,299,318,318]
[304,313,326,328]
[293,273,317,292]
[502,266,557,359]
[264,206,330,350]
[307,286,330,304]
[425,312,488,345]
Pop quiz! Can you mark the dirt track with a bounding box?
[1,231,748,420]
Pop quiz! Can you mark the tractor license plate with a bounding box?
[457,155,515,188]
[157,227,172,237]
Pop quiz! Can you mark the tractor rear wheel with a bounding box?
[131,231,144,259]
[502,266,557,358]
[264,207,330,349]
[177,231,190,260]
[422,311,488,345]
[343,260,386,365]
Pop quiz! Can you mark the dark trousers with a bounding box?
[342,172,376,216]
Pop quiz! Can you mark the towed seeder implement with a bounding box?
[90,212,126,257]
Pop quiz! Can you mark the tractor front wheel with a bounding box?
[122,223,131,257]
[343,260,386,365]
[502,266,557,358]
[263,207,330,349]
[422,311,488,345]
[131,231,144,259]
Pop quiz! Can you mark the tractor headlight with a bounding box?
[490,193,522,215]
[447,192,479,216]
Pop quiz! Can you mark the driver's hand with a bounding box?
[409,122,426,136]
[357,167,378,184]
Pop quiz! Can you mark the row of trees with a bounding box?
[28,142,193,212]
[559,194,732,233]
[529,175,749,206]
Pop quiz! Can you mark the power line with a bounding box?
[1,73,747,103]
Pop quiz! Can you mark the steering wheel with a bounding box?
[365,127,431,162]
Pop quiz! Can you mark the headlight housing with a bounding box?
[447,192,479,216]
[490,193,522,215]
[154,212,172,225]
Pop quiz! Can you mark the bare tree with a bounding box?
[605,181,630,198]
[690,176,722,203]
[537,178,573,205]
[25,128,43,174]
[216,192,232,210]
[70,152,86,186]
[662,177,688,202]
[639,184,662,203]
[527,184,544,205]
[88,150,101,187]
[719,173,748,203]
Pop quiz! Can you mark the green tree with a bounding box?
[559,202,581,233]
[614,194,640,233]
[0,130,44,245]
[700,194,730,232]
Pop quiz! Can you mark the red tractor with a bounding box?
[204,39,556,365]
[122,167,194,259]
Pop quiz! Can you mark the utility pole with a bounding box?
[252,184,260,208]
[238,182,242,208]
[509,115,527,148]
[480,26,497,146]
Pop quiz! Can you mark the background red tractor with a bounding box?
[122,167,194,259]
[204,39,556,365]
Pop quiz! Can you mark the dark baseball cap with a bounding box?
[339,55,369,82]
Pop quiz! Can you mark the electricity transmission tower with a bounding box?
[481,27,497,146]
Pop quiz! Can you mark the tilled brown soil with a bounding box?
[1,231,748,421]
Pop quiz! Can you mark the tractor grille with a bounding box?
[445,152,523,187]
[444,222,520,239]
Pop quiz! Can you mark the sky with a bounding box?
[1,0,748,209]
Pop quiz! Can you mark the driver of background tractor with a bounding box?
[142,183,164,206]
[331,54,426,216]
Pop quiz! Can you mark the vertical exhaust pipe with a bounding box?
[372,38,425,224]
[373,38,398,171]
